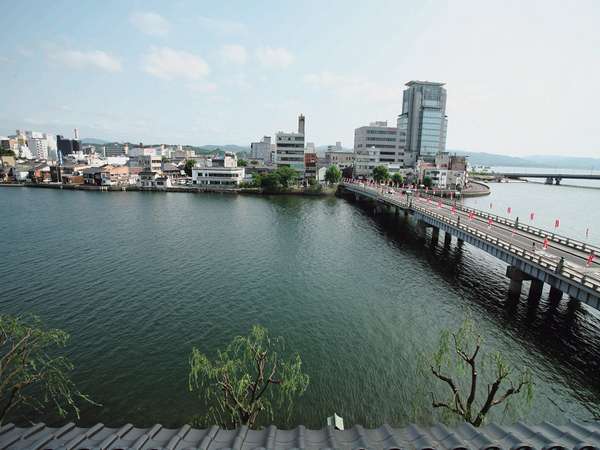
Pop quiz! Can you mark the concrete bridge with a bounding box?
[495,172,600,185]
[340,180,600,311]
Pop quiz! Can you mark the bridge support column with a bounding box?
[528,279,543,301]
[506,266,531,296]
[416,220,427,238]
[555,177,562,185]
[457,238,464,247]
[444,232,452,247]
[430,226,439,245]
[545,177,553,185]
[549,286,563,302]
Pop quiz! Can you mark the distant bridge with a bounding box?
[340,180,600,311]
[494,172,600,185]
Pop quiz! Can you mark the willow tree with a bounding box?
[0,315,94,425]
[426,319,533,427]
[189,325,309,428]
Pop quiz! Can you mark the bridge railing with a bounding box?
[414,191,600,256]
[410,202,600,293]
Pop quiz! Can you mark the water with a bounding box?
[1,183,599,429]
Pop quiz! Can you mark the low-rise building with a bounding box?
[354,121,406,178]
[324,149,355,169]
[83,165,129,186]
[138,171,172,189]
[250,136,272,163]
[191,152,245,186]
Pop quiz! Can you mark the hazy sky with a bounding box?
[1,0,599,156]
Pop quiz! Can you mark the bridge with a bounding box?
[494,172,600,185]
[340,180,600,311]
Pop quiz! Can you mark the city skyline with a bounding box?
[1,0,600,157]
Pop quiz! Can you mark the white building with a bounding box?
[276,114,305,174]
[191,152,245,186]
[354,121,408,178]
[26,132,49,160]
[250,136,272,163]
[139,155,162,173]
[128,146,159,157]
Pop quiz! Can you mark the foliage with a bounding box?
[238,159,248,167]
[0,149,15,157]
[422,176,433,188]
[372,165,389,183]
[391,173,404,186]
[184,159,197,176]
[423,318,533,427]
[275,166,298,189]
[254,167,299,192]
[0,315,96,425]
[189,325,309,428]
[324,165,342,184]
[250,160,258,165]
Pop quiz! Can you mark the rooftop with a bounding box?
[405,80,446,87]
[1,420,598,449]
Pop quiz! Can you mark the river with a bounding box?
[0,179,599,428]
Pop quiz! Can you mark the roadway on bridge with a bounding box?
[346,182,599,278]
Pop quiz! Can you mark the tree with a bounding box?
[184,159,196,177]
[275,166,298,189]
[372,165,389,184]
[425,319,533,427]
[189,325,309,428]
[0,149,15,157]
[0,315,95,425]
[238,159,248,167]
[324,165,342,185]
[422,176,433,188]
[391,173,404,187]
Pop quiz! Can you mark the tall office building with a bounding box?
[250,136,272,162]
[397,81,447,164]
[275,114,305,173]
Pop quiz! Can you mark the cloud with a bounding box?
[48,49,122,72]
[142,46,209,80]
[304,71,402,103]
[220,44,247,65]
[256,47,294,69]
[130,12,170,36]
[197,16,246,35]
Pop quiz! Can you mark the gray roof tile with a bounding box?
[1,421,599,450]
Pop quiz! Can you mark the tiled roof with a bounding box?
[1,420,599,449]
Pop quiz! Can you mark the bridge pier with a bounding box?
[457,238,464,247]
[431,226,439,244]
[444,232,452,247]
[416,220,427,238]
[555,177,562,185]
[549,286,563,302]
[528,278,544,301]
[506,266,532,296]
[545,177,553,185]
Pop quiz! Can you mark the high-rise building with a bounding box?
[57,135,74,155]
[275,114,305,173]
[353,121,406,178]
[398,80,447,164]
[250,136,272,162]
[26,131,49,160]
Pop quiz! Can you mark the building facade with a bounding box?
[250,136,272,163]
[398,80,448,164]
[276,115,305,174]
[354,121,406,178]
[191,152,245,186]
[26,132,49,160]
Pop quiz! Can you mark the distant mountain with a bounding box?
[197,145,250,153]
[81,138,110,145]
[450,150,600,170]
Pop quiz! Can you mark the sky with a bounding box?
[1,0,599,157]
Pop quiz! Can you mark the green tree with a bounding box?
[184,159,196,177]
[275,166,298,189]
[422,176,433,188]
[189,325,309,428]
[0,149,15,157]
[238,159,248,167]
[391,173,404,187]
[0,315,96,425]
[324,165,342,185]
[372,165,389,183]
[422,319,533,427]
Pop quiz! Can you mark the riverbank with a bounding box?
[0,182,338,196]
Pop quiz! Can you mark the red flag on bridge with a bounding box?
[451,206,456,214]
[490,202,493,209]
[487,217,493,228]
[530,212,535,221]
[543,238,549,249]
[555,219,560,228]
[507,207,512,215]
[437,201,442,208]
[469,212,474,221]
[587,252,595,267]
